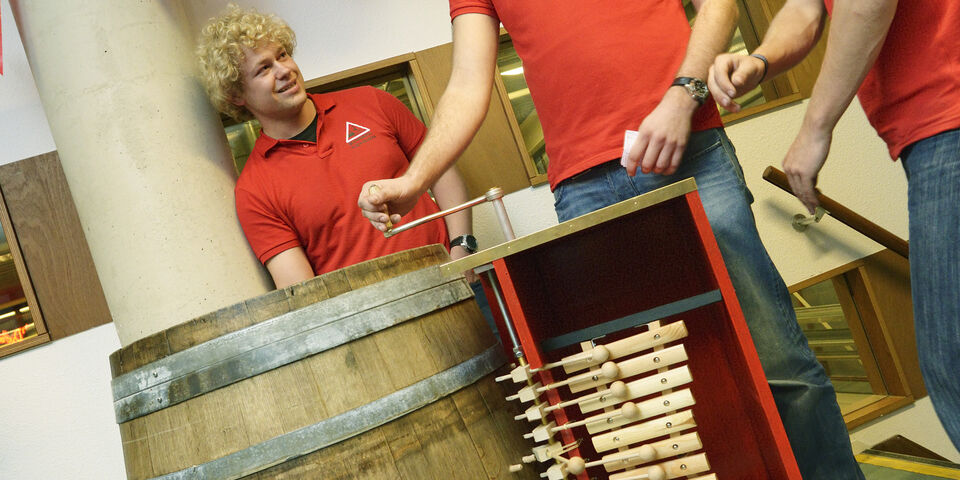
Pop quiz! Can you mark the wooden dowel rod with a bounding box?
[762,166,909,259]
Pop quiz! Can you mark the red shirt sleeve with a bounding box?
[235,185,302,264]
[449,0,499,21]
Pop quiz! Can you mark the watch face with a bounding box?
[453,235,478,253]
[464,235,478,252]
[689,79,709,99]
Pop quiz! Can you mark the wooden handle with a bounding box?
[762,166,909,258]
[367,184,394,231]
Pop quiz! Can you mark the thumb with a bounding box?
[730,61,754,88]
[367,182,392,204]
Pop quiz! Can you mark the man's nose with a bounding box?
[274,61,292,78]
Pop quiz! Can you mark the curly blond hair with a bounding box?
[196,4,297,121]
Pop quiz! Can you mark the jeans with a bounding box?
[470,280,499,337]
[553,128,864,479]
[901,128,960,450]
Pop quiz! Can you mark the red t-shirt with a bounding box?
[235,87,449,275]
[450,0,724,189]
[825,0,960,159]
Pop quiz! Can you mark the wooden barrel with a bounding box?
[109,245,535,479]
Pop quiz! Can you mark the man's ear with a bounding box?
[229,91,246,107]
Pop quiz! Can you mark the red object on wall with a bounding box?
[474,181,802,479]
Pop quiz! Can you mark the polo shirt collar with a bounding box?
[251,93,337,157]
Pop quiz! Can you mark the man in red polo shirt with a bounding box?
[196,5,475,288]
[358,1,863,478]
[709,0,960,449]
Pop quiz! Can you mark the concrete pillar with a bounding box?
[12,0,272,345]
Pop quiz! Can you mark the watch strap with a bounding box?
[670,77,707,105]
[450,234,478,254]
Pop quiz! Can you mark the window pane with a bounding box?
[225,120,262,175]
[497,39,548,175]
[0,225,37,351]
[792,279,886,413]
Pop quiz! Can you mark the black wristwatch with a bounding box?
[671,77,709,105]
[450,234,478,254]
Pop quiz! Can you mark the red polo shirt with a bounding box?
[450,0,724,189]
[235,87,448,275]
[825,0,960,159]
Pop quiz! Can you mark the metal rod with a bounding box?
[762,166,909,259]
[486,187,517,240]
[384,194,489,238]
[484,270,524,360]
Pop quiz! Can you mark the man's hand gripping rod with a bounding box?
[373,186,514,239]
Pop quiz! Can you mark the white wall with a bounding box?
[0,0,54,166]
[0,2,127,478]
[0,1,948,479]
[0,325,125,480]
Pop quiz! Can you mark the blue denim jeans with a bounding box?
[901,128,960,451]
[553,128,864,479]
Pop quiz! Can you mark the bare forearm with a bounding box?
[403,13,499,193]
[802,0,897,133]
[431,166,473,240]
[405,86,490,192]
[754,0,826,79]
[265,247,314,289]
[679,0,739,79]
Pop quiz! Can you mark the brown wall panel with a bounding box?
[861,249,924,398]
[414,43,531,198]
[0,151,113,339]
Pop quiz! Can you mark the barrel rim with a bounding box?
[109,245,450,375]
[111,265,473,423]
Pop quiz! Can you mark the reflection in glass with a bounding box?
[496,39,548,176]
[792,279,885,414]
[0,225,36,350]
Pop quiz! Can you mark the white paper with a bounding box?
[621,129,639,167]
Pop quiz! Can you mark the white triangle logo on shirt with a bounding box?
[345,122,371,143]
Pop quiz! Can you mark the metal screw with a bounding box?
[654,333,661,340]
[592,375,599,381]
[680,464,688,471]
[600,395,607,402]
[661,378,668,384]
[614,437,620,442]
[665,422,673,428]
[672,444,679,450]
[607,418,614,423]
[153,372,158,378]
[653,356,661,363]
[157,397,162,403]
[663,400,671,406]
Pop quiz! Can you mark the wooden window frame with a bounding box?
[789,250,916,430]
[0,183,50,358]
[723,0,828,124]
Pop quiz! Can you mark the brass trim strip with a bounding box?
[439,178,698,276]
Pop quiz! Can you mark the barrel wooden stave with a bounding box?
[114,245,535,480]
[109,247,448,377]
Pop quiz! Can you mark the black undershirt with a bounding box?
[290,113,319,143]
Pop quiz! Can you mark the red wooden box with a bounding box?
[443,179,802,480]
